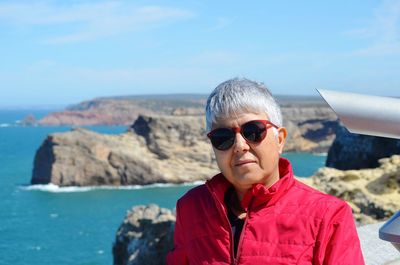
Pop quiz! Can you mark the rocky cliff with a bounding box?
[36,95,338,152]
[326,124,400,170]
[113,204,175,265]
[303,155,400,225]
[32,109,338,186]
[36,95,337,153]
[31,115,218,186]
[38,96,205,126]
[282,106,338,153]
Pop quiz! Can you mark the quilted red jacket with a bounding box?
[167,158,364,265]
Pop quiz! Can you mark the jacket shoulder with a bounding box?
[180,183,209,200]
[287,179,351,218]
[293,179,345,203]
[176,184,213,209]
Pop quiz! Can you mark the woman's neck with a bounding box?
[227,188,247,219]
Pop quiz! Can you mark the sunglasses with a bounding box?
[207,120,279,151]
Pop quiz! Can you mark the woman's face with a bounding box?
[211,112,287,197]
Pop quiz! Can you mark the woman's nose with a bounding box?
[232,132,250,153]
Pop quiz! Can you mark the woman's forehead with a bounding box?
[212,112,269,128]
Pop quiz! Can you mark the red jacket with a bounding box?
[167,158,364,264]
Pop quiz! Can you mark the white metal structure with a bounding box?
[317,89,400,139]
[318,89,400,253]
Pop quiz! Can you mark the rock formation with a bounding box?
[301,155,400,225]
[32,108,339,186]
[326,124,400,170]
[279,99,338,153]
[21,114,37,126]
[113,204,175,265]
[283,118,338,153]
[31,115,218,186]
[130,115,208,160]
[38,96,205,126]
[36,95,338,153]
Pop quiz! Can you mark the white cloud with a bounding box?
[0,1,195,44]
[345,0,400,56]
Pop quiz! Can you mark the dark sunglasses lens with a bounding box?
[210,128,235,150]
[242,121,267,142]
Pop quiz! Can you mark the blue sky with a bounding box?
[0,0,399,107]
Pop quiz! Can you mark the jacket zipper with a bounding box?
[208,189,238,265]
[228,209,237,265]
[234,197,254,265]
[207,186,254,265]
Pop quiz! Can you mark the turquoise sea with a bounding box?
[0,110,326,265]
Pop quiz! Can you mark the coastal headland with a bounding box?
[31,94,339,187]
[29,95,400,264]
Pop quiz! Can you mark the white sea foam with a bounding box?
[21,181,204,193]
[23,183,93,193]
[313,152,327,156]
[50,213,59,218]
[28,246,42,251]
[0,123,11,127]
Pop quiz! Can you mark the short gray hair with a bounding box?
[205,78,282,132]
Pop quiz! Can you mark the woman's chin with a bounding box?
[233,174,265,188]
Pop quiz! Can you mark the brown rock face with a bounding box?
[31,128,168,186]
[38,96,205,126]
[113,204,175,265]
[38,111,135,126]
[280,104,338,152]
[305,155,400,225]
[31,115,219,186]
[130,115,209,160]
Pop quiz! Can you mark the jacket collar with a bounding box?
[206,157,295,211]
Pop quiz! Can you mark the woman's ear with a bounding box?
[277,127,287,154]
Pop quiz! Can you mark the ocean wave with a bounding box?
[20,181,204,193]
[313,152,327,156]
[0,123,11,127]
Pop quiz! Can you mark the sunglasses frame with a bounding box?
[207,119,279,151]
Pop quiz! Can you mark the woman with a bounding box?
[167,78,364,264]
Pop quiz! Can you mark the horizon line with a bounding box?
[0,93,327,110]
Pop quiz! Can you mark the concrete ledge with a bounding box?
[358,222,400,265]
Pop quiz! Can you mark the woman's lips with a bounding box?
[235,160,256,166]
